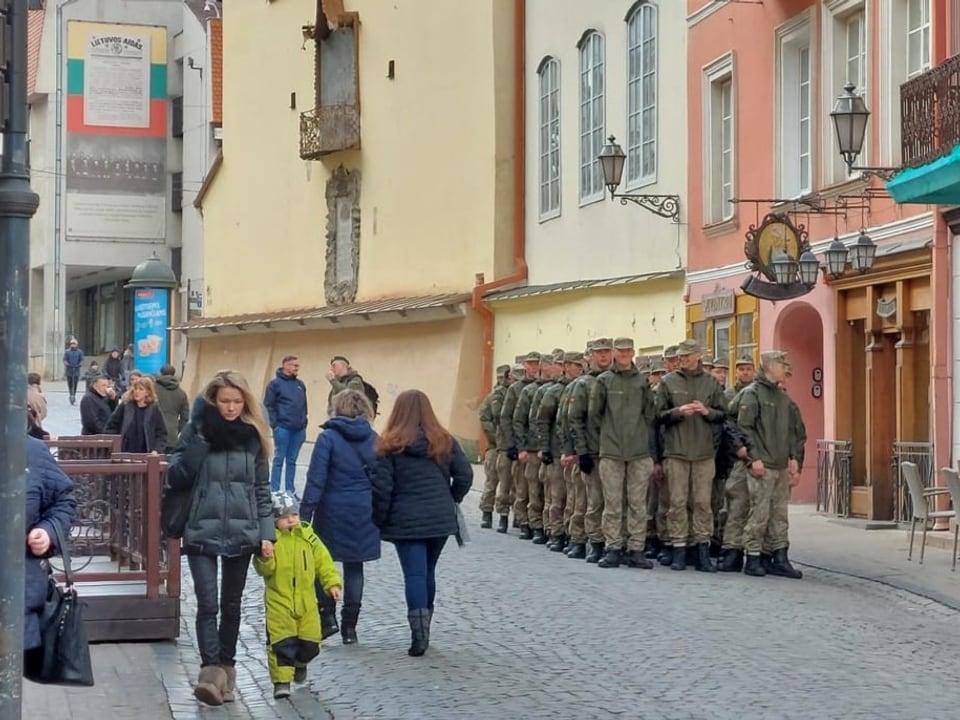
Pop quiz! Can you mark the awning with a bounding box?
[172,293,471,336]
[484,269,684,302]
[887,143,960,206]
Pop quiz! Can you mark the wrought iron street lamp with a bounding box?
[797,250,821,286]
[598,135,681,222]
[849,229,878,272]
[830,84,900,181]
[824,237,850,279]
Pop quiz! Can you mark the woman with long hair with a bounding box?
[373,389,472,657]
[104,375,167,453]
[300,389,380,645]
[166,370,275,706]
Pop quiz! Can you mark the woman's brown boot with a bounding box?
[221,665,237,703]
[194,665,228,706]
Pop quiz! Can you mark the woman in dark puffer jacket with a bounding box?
[373,389,472,657]
[166,370,275,707]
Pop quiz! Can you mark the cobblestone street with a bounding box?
[23,383,960,719]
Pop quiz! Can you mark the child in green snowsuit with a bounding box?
[254,493,342,699]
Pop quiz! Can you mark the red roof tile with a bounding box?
[27,9,43,97]
[209,18,222,124]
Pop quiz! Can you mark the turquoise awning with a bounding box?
[886,143,960,205]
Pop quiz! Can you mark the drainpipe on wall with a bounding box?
[471,0,527,455]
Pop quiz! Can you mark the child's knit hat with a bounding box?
[271,492,299,519]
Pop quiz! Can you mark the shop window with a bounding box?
[686,295,760,369]
[692,320,709,353]
[735,312,756,361]
[713,317,730,361]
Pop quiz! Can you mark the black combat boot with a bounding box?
[513,517,521,529]
[585,541,605,564]
[598,547,621,568]
[496,515,509,534]
[643,537,661,560]
[767,549,803,579]
[670,545,687,571]
[657,544,673,566]
[531,528,547,544]
[696,543,717,573]
[549,534,567,552]
[545,533,559,550]
[743,554,767,577]
[717,548,744,572]
[760,552,773,571]
[566,542,586,559]
[685,545,699,566]
[480,511,493,529]
[519,524,533,540]
[627,550,654,569]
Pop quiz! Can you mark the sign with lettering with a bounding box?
[133,288,169,376]
[702,289,736,319]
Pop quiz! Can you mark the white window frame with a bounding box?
[702,53,735,225]
[578,31,605,205]
[907,0,931,78]
[775,11,815,199]
[625,2,657,189]
[537,56,561,221]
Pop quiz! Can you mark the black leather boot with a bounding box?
[519,524,532,540]
[670,545,687,571]
[566,542,586,559]
[643,537,661,560]
[340,604,360,645]
[549,534,567,552]
[657,545,673,566]
[696,543,717,573]
[717,548,744,572]
[496,515,509,534]
[760,552,773,571]
[545,533,559,550]
[743,554,767,577]
[481,511,493,529]
[407,609,430,657]
[598,547,621,568]
[320,609,339,640]
[531,528,547,544]
[585,541,605,564]
[767,549,803,579]
[685,545,699,566]
[627,550,654,569]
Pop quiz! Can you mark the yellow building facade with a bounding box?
[177,0,518,443]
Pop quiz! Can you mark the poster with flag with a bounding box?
[65,22,168,241]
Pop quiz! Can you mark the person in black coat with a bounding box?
[79,375,116,435]
[23,435,77,666]
[105,376,167,453]
[372,389,472,657]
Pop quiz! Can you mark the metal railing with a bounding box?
[900,52,960,168]
[816,440,852,517]
[891,441,934,524]
[46,434,121,461]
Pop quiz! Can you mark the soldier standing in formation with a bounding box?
[478,364,513,529]
[497,353,541,534]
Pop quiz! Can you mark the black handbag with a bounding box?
[160,476,193,539]
[24,522,94,686]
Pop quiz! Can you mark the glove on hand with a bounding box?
[578,454,594,475]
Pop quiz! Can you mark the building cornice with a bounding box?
[687,0,729,28]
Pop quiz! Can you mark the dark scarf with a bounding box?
[200,401,259,451]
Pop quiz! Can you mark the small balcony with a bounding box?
[299,106,361,160]
[900,53,960,169]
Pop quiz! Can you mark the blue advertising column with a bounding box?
[125,255,177,375]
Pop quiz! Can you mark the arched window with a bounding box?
[537,57,561,219]
[577,31,605,203]
[626,2,657,186]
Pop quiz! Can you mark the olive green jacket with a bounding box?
[497,378,533,450]
[536,377,571,455]
[556,379,579,455]
[589,364,657,461]
[657,367,728,462]
[513,379,545,451]
[784,388,807,469]
[326,371,366,416]
[478,383,507,447]
[567,371,601,457]
[736,376,801,470]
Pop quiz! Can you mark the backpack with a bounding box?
[361,379,380,416]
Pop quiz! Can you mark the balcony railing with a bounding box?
[900,53,960,168]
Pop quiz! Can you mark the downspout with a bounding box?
[471,0,527,444]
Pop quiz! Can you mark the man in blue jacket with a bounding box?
[264,355,309,494]
[62,337,84,405]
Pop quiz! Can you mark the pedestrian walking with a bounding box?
[155,364,191,453]
[254,493,342,700]
[373,389,473,657]
[80,375,115,435]
[62,337,84,404]
[165,370,276,706]
[264,355,308,495]
[27,372,48,423]
[300,389,380,646]
[104,347,125,391]
[105,375,167,454]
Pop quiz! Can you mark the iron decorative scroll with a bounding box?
[616,193,681,223]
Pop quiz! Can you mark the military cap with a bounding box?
[593,337,614,351]
[676,339,702,355]
[548,350,565,364]
[563,351,584,364]
[584,340,596,352]
[523,351,541,362]
[540,351,554,363]
[512,364,526,378]
[651,361,667,374]
[735,356,755,367]
[712,357,729,370]
[495,364,511,377]
[760,350,789,366]
[663,345,679,359]
[613,337,635,350]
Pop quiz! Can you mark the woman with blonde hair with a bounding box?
[166,370,275,706]
[104,375,167,453]
[301,389,380,645]
[373,389,472,657]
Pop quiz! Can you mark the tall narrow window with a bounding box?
[626,4,657,186]
[907,0,931,77]
[844,11,867,171]
[798,46,811,193]
[777,20,812,198]
[538,57,561,220]
[578,32,605,203]
[719,80,733,215]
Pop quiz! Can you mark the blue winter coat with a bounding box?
[264,369,308,431]
[300,416,381,563]
[62,348,84,377]
[24,436,77,650]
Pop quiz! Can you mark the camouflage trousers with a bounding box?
[567,464,587,543]
[582,456,604,543]
[599,457,653,552]
[542,461,566,536]
[494,451,516,516]
[480,448,499,513]
[563,463,576,534]
[721,462,749,550]
[524,456,544,529]
[645,473,669,541]
[742,467,791,555]
[664,458,715,546]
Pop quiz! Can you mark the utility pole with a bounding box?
[0,0,41,716]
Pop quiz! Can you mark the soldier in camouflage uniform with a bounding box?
[589,337,658,569]
[513,353,550,541]
[717,356,756,571]
[497,352,541,534]
[645,358,669,559]
[478,364,513,529]
[525,351,563,544]
[537,351,578,551]
[556,351,585,552]
[709,357,731,553]
[663,345,680,373]
[567,337,613,563]
[710,357,729,388]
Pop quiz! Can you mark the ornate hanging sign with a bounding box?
[741,213,815,301]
